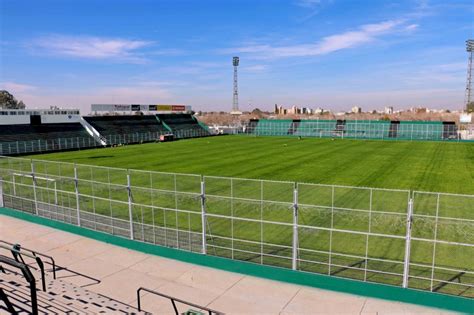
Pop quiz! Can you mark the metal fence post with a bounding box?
[127,173,134,240]
[402,196,414,288]
[0,176,4,208]
[30,160,39,216]
[292,183,299,270]
[200,177,207,254]
[73,164,81,226]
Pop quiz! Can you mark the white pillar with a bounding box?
[31,161,38,216]
[292,183,299,270]
[74,165,81,226]
[402,197,414,288]
[201,179,207,254]
[0,176,4,208]
[127,173,134,240]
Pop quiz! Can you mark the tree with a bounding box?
[0,90,26,109]
[467,102,474,113]
[251,108,264,118]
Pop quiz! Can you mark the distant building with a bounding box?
[384,106,394,114]
[314,108,324,114]
[351,106,362,114]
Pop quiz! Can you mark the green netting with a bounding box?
[249,119,459,141]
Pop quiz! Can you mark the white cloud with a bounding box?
[405,24,419,31]
[227,19,406,59]
[0,82,37,93]
[31,35,153,63]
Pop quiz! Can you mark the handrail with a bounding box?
[0,240,56,279]
[0,288,16,314]
[0,243,47,291]
[137,287,224,315]
[0,254,38,315]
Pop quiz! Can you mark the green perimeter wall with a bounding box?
[1,207,472,313]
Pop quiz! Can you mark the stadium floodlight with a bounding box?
[231,56,241,115]
[465,39,474,111]
[233,56,240,66]
[467,39,474,52]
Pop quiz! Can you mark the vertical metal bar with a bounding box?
[402,196,414,288]
[73,164,81,226]
[54,181,58,205]
[127,173,134,240]
[174,174,179,248]
[31,160,39,216]
[364,188,373,281]
[108,169,114,235]
[12,174,16,196]
[231,178,234,260]
[328,185,335,275]
[0,176,4,208]
[260,180,263,265]
[150,173,156,245]
[200,177,207,254]
[430,193,441,291]
[292,183,299,271]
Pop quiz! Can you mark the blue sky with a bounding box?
[0,0,473,113]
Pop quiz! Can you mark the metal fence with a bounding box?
[0,156,472,298]
[0,129,211,156]
[245,121,474,142]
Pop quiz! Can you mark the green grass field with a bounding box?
[2,135,471,297]
[29,135,474,194]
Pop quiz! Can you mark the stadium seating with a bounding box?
[84,115,169,136]
[254,119,293,136]
[344,120,391,139]
[0,123,90,143]
[247,119,457,141]
[156,113,211,138]
[294,120,337,137]
[398,121,445,140]
[0,240,221,314]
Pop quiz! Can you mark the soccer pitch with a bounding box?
[29,135,474,194]
[4,135,470,297]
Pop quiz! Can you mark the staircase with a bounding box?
[287,120,300,135]
[1,271,145,314]
[78,117,107,146]
[389,121,400,138]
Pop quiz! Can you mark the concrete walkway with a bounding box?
[0,215,455,314]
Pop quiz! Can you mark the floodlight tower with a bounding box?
[231,56,242,115]
[465,39,474,112]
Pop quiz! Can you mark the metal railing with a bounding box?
[0,129,212,156]
[137,287,223,314]
[0,243,48,292]
[0,254,38,314]
[0,156,472,298]
[0,240,57,280]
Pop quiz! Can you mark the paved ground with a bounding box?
[0,215,456,314]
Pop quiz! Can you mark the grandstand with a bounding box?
[248,119,462,141]
[157,113,211,138]
[0,108,212,155]
[0,123,90,143]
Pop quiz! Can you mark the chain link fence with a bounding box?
[0,156,472,298]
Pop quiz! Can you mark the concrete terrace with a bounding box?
[0,215,456,314]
